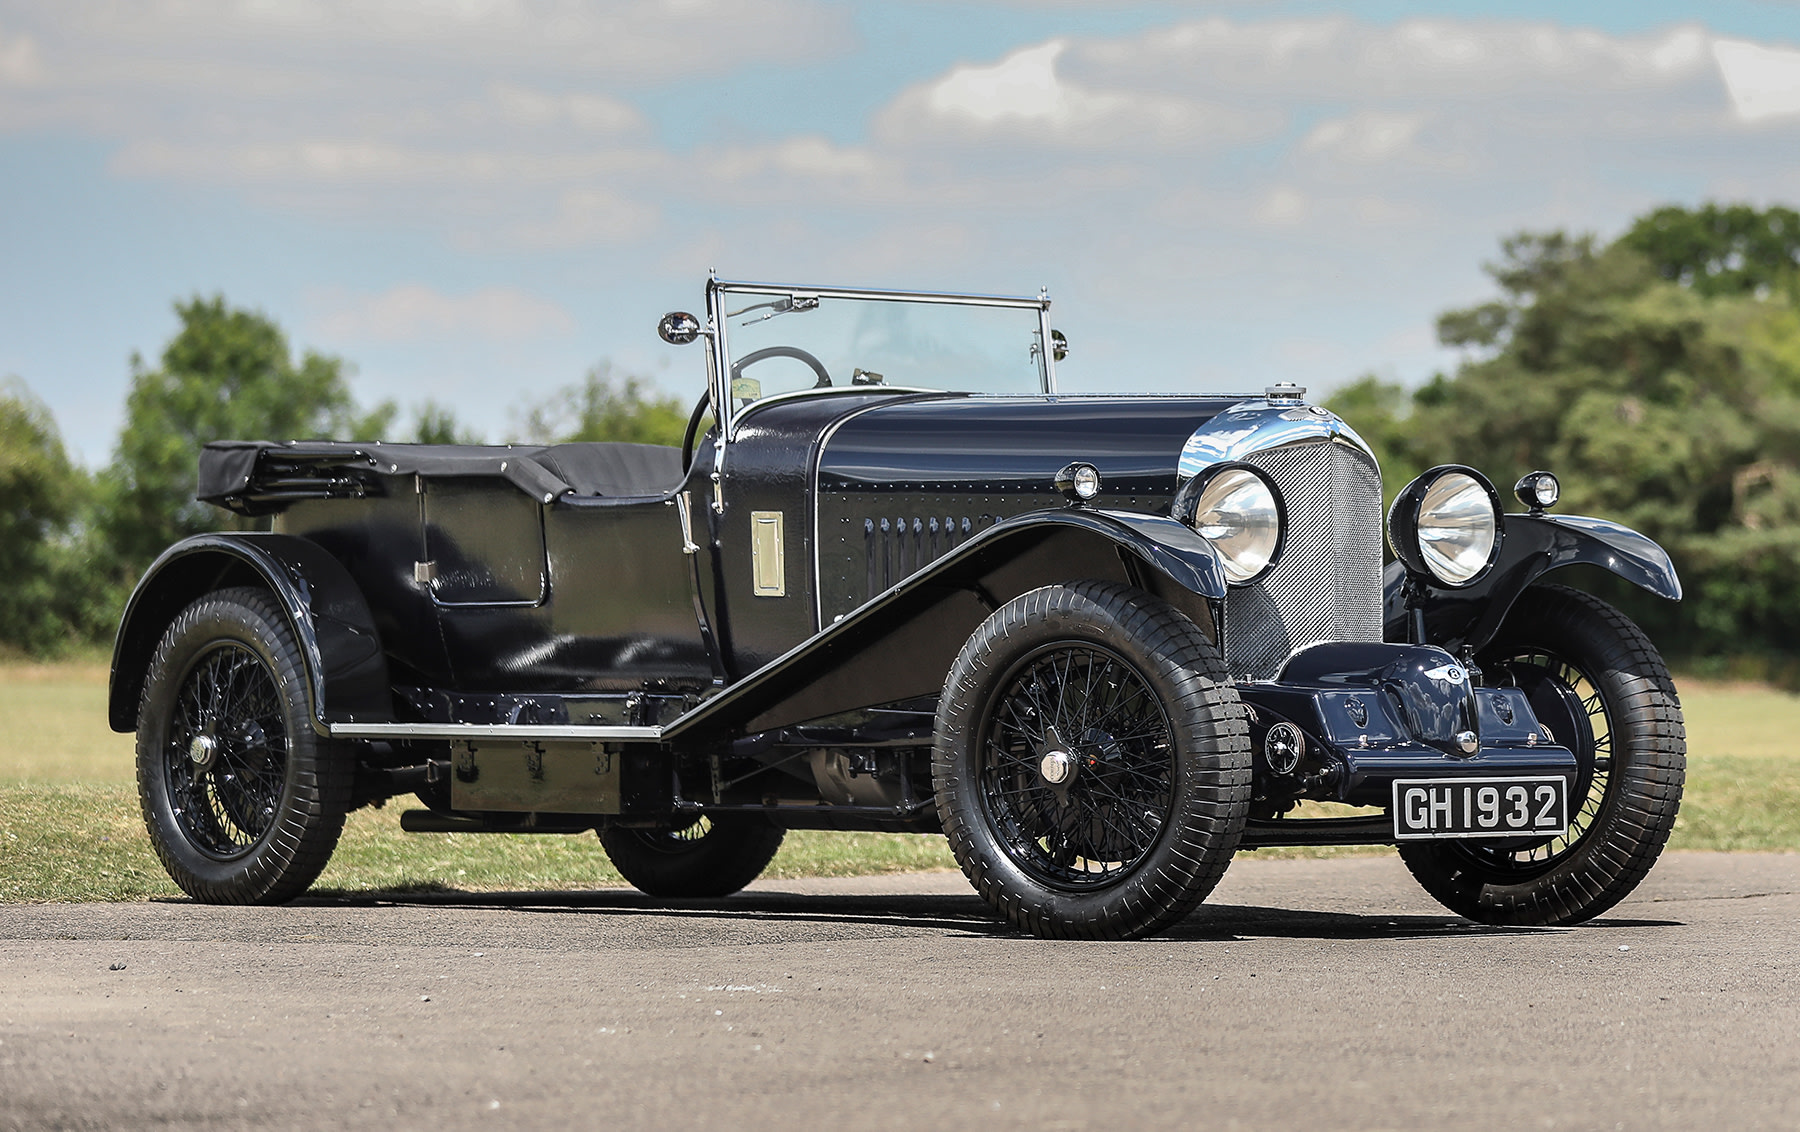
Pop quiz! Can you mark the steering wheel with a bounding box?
[729,345,832,389]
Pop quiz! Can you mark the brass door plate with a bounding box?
[751,510,785,596]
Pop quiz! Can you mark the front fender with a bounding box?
[668,506,1226,740]
[1383,513,1681,654]
[109,533,392,734]
[1020,508,1229,600]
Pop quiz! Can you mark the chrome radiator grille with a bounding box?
[1224,440,1384,679]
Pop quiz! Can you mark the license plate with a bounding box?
[1391,776,1569,840]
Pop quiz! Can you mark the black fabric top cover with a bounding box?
[196,439,685,510]
[532,443,686,498]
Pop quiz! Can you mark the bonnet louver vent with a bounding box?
[864,515,991,599]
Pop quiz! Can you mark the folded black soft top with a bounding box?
[197,439,685,515]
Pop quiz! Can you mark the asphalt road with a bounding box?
[3,851,1798,1131]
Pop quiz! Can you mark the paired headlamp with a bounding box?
[1185,464,1284,585]
[1388,465,1503,587]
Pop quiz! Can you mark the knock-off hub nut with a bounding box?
[188,734,219,770]
[1039,750,1075,784]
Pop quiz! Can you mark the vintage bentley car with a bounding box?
[110,276,1686,939]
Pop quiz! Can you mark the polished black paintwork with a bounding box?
[660,506,1231,741]
[113,370,1669,843]
[274,462,713,696]
[109,533,391,731]
[814,394,1235,622]
[1383,512,1683,653]
[1236,642,1577,807]
[273,488,437,683]
[816,394,1236,494]
[704,391,902,676]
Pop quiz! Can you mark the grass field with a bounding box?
[2,661,1795,902]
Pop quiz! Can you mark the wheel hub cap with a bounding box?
[188,733,219,771]
[1039,750,1075,784]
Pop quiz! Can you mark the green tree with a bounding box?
[1620,202,1800,299]
[0,380,112,653]
[98,296,393,577]
[0,379,74,652]
[1330,203,1800,660]
[514,363,690,446]
[409,400,481,445]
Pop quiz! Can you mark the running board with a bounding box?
[327,722,665,742]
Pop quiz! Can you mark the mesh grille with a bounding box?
[1224,441,1384,678]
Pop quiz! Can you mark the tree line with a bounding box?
[1326,202,1800,672]
[3,201,1798,669]
[0,298,687,655]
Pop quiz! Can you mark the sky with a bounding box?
[3,1,1799,465]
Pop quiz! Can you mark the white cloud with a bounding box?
[1256,186,1307,226]
[14,0,849,84]
[707,136,885,183]
[14,4,1800,435]
[488,84,645,135]
[0,23,41,85]
[1074,17,1717,98]
[926,40,1099,125]
[0,0,844,241]
[507,187,661,248]
[1713,38,1800,123]
[311,284,577,342]
[1302,112,1428,163]
[882,37,1274,149]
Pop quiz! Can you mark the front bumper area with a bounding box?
[1235,642,1578,811]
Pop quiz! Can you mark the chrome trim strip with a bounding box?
[732,386,946,432]
[675,492,699,554]
[328,722,665,741]
[706,274,731,488]
[714,279,1048,309]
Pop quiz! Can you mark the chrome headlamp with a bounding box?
[1185,464,1284,585]
[1388,465,1502,587]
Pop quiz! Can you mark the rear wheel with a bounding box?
[600,814,786,898]
[933,581,1251,940]
[136,587,353,904]
[1399,585,1685,925]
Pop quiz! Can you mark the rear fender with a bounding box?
[668,507,1227,739]
[108,533,391,733]
[1383,513,1681,654]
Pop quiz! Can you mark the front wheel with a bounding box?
[1399,585,1686,925]
[933,581,1251,940]
[135,587,353,904]
[599,814,785,898]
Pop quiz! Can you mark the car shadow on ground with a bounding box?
[288,887,1684,941]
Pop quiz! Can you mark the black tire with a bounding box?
[1399,584,1686,926]
[135,587,353,904]
[600,815,786,898]
[933,581,1251,940]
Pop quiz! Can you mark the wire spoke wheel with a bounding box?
[1397,585,1685,926]
[164,642,290,859]
[137,587,352,905]
[934,581,1250,940]
[979,644,1175,890]
[1460,648,1609,874]
[600,813,785,898]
